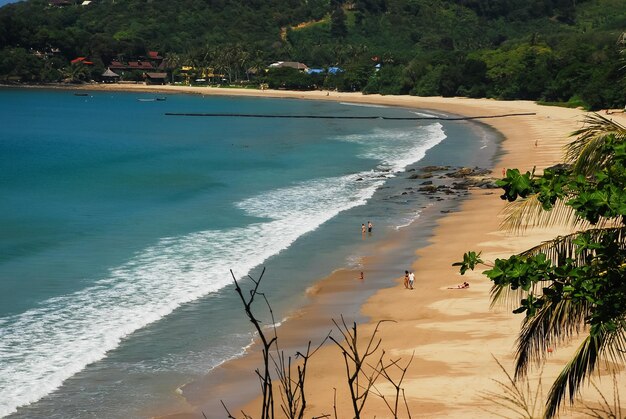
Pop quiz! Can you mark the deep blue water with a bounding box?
[0,88,498,418]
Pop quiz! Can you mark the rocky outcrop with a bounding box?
[406,165,500,195]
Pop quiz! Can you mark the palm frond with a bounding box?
[514,299,590,380]
[544,331,606,419]
[599,321,626,366]
[519,227,626,265]
[490,283,528,311]
[500,195,589,234]
[565,114,626,175]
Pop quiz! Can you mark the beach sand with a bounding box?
[81,84,626,418]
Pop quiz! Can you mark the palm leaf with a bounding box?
[490,227,626,309]
[500,195,590,234]
[522,313,626,418]
[514,298,590,380]
[519,227,626,264]
[565,114,626,175]
[599,320,626,366]
[489,282,528,311]
[543,326,615,419]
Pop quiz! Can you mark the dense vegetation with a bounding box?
[1,0,625,109]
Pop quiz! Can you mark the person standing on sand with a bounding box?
[408,271,415,289]
[404,271,409,289]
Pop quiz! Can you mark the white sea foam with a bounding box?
[339,102,389,108]
[337,122,446,172]
[394,209,424,230]
[0,176,383,418]
[411,111,438,118]
[0,121,447,417]
[345,255,364,268]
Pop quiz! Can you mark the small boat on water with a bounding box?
[74,93,90,96]
[137,97,167,102]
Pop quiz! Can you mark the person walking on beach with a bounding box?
[404,270,409,289]
[408,271,415,290]
[367,220,373,234]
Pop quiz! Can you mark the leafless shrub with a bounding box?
[480,356,545,419]
[370,353,414,418]
[222,270,414,418]
[222,268,328,419]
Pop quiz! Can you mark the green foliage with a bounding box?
[262,67,315,90]
[497,168,535,202]
[454,116,626,418]
[0,47,43,82]
[362,65,407,95]
[330,6,348,38]
[0,0,624,108]
[452,251,483,275]
[536,95,588,110]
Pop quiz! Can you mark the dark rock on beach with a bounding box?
[418,185,438,193]
[421,165,451,172]
[446,167,492,178]
[407,173,433,179]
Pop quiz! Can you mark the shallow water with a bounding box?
[0,88,499,418]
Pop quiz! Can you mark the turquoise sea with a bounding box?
[0,88,499,418]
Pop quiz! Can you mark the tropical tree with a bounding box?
[455,114,626,418]
[61,62,89,83]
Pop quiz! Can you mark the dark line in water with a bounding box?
[164,112,536,121]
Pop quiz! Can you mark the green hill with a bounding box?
[1,0,624,109]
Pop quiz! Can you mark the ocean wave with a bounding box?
[394,208,424,230]
[336,122,446,173]
[0,172,382,417]
[0,121,448,417]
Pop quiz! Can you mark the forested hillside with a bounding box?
[1,0,625,109]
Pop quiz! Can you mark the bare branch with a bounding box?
[330,318,398,418]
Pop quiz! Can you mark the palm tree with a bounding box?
[162,52,182,71]
[465,114,626,418]
[61,62,89,83]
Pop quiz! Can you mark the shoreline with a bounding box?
[10,83,625,417]
[160,197,468,419]
[102,84,620,417]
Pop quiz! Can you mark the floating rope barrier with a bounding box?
[164,112,536,121]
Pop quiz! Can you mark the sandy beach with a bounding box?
[80,84,626,418]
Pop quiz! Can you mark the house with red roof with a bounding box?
[106,52,166,72]
[148,51,163,60]
[71,57,94,65]
[104,52,171,83]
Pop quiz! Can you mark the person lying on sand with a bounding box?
[447,282,469,289]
